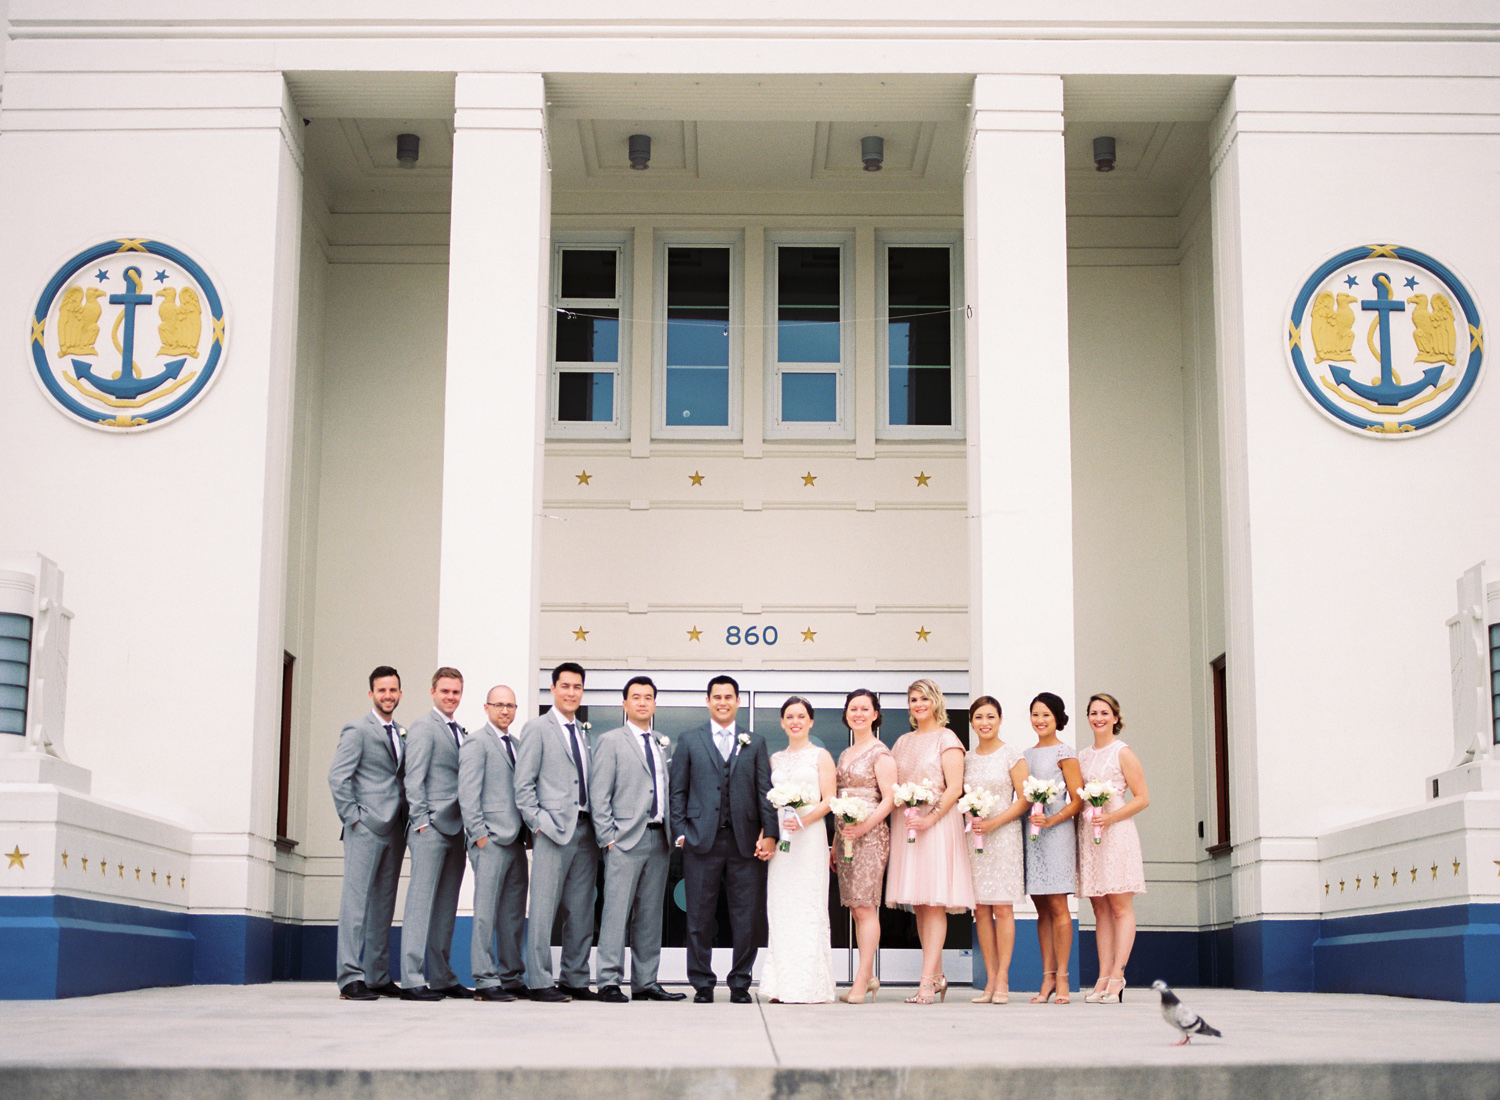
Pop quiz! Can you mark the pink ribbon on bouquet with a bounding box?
[1085,805,1104,844]
[965,813,985,853]
[904,807,919,844]
[1028,802,1045,841]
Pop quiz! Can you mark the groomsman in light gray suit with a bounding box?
[514,661,599,1002]
[398,667,471,1000]
[327,665,408,1001]
[458,684,529,1002]
[589,676,687,1004]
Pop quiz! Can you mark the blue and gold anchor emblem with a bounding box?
[29,239,227,430]
[1286,245,1484,436]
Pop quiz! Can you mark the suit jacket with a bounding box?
[404,708,464,836]
[668,724,777,858]
[328,711,407,837]
[514,709,592,846]
[590,724,671,852]
[458,722,525,847]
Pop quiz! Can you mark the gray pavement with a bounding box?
[1,982,1498,1099]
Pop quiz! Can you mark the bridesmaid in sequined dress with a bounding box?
[962,696,1030,1003]
[1023,692,1084,1004]
[832,688,896,1004]
[1077,693,1149,1005]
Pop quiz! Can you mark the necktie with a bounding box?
[642,732,659,820]
[716,729,731,762]
[447,721,463,750]
[501,733,516,767]
[385,723,400,762]
[566,722,588,807]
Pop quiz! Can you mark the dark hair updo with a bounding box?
[1029,691,1069,732]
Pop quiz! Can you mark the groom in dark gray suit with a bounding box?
[327,665,408,1001]
[669,674,778,1003]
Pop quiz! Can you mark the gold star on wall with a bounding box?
[1339,879,1345,892]
[801,627,816,642]
[135,867,141,881]
[99,860,106,876]
[1431,863,1438,880]
[914,472,931,487]
[915,626,931,642]
[151,870,157,884]
[572,626,589,641]
[82,857,89,872]
[688,471,705,486]
[1411,867,1418,882]
[801,472,817,486]
[1323,882,1329,896]
[1391,869,1398,886]
[166,874,172,886]
[117,864,124,878]
[1453,858,1461,876]
[5,846,27,869]
[1371,871,1379,889]
[686,627,702,641]
[182,877,187,889]
[60,851,68,869]
[1494,860,1500,877]
[576,470,591,485]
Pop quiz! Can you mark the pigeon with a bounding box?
[1151,980,1222,1045]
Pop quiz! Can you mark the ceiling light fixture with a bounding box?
[861,135,884,172]
[628,133,652,170]
[396,133,420,169]
[1093,136,1117,172]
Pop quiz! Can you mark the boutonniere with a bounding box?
[579,721,592,732]
[399,729,407,741]
[736,732,751,747]
[655,734,670,749]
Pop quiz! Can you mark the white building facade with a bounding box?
[1,2,1497,1000]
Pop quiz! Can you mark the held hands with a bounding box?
[754,836,777,861]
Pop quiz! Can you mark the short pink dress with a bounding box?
[1076,739,1146,897]
[884,729,975,914]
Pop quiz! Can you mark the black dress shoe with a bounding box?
[633,985,688,1002]
[339,980,378,1001]
[474,987,518,1002]
[433,983,472,999]
[367,981,402,998]
[730,988,753,1004]
[399,986,444,1001]
[529,986,572,1003]
[597,985,629,1003]
[558,983,596,1000]
[693,988,714,1003]
[501,984,530,1000]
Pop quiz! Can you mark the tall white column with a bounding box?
[438,74,550,720]
[964,75,1076,716]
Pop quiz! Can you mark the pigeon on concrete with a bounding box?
[1151,980,1222,1045]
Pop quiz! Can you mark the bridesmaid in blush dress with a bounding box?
[885,678,974,1005]
[962,695,1029,1003]
[833,688,896,1004]
[1077,693,1149,1005]
[1022,691,1084,1004]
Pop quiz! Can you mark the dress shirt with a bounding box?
[712,721,736,762]
[556,708,589,806]
[628,720,667,824]
[374,710,402,761]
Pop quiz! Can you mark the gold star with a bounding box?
[572,626,589,641]
[1371,871,1378,889]
[166,874,172,886]
[1323,882,1329,896]
[1391,869,1398,886]
[801,472,816,486]
[688,471,705,486]
[5,846,27,869]
[151,870,157,884]
[182,877,187,889]
[576,470,591,485]
[686,626,702,642]
[118,864,124,878]
[1431,863,1438,880]
[100,859,107,875]
[1453,858,1461,876]
[1339,879,1345,892]
[915,626,931,642]
[1411,867,1418,882]
[1494,860,1500,878]
[801,627,816,642]
[82,856,89,871]
[914,472,930,487]
[61,851,68,869]
[135,867,141,881]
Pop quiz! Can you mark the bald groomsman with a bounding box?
[458,685,529,1002]
[590,676,686,1003]
[327,665,408,1001]
[399,667,471,1000]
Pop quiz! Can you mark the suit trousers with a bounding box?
[596,827,670,989]
[684,826,765,992]
[336,821,405,988]
[400,824,466,989]
[467,836,528,989]
[526,824,600,989]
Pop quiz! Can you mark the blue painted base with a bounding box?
[1314,904,1500,1003]
[1235,918,1318,992]
[969,918,1079,991]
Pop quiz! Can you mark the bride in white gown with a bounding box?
[759,696,838,1004]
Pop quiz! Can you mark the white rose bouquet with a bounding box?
[892,780,939,844]
[956,785,1001,853]
[828,796,872,862]
[767,781,819,852]
[1021,776,1066,841]
[1077,780,1117,845]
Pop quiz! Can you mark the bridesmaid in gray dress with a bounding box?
[1022,691,1084,1004]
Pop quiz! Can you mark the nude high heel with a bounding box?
[839,977,877,1004]
[1029,971,1056,1004]
[904,977,936,1005]
[971,990,994,1004]
[934,975,948,1003]
[1084,979,1109,1004]
[1099,977,1127,1004]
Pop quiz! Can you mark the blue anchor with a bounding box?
[72,266,187,400]
[1328,271,1443,406]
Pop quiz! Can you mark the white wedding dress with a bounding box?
[758,745,836,1003]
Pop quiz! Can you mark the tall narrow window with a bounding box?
[661,244,735,434]
[769,242,848,435]
[550,244,626,437]
[277,651,295,843]
[0,613,31,736]
[1209,654,1231,852]
[880,242,963,437]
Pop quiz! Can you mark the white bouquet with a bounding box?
[828,796,872,863]
[1021,777,1066,841]
[767,781,819,852]
[1077,780,1117,845]
[956,785,1001,853]
[892,781,939,844]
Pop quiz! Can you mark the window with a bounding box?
[767,239,851,437]
[550,243,627,438]
[277,651,295,844]
[879,241,963,438]
[1209,653,1230,852]
[0,613,31,735]
[657,238,739,438]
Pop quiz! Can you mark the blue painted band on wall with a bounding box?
[1314,904,1500,1003]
